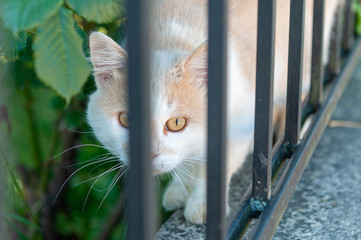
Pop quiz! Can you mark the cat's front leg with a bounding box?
[162,178,190,211]
[183,180,206,224]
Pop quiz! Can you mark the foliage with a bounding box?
[0,21,27,61]
[67,0,124,24]
[353,0,361,35]
[0,0,172,238]
[33,7,91,102]
[0,0,142,239]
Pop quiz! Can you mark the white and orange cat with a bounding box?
[87,0,339,224]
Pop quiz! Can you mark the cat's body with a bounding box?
[87,0,340,224]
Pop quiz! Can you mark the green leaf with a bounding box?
[33,7,92,102]
[0,0,63,32]
[0,21,27,61]
[66,0,124,23]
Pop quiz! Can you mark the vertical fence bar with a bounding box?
[126,0,155,239]
[342,0,355,51]
[328,5,343,76]
[206,0,228,239]
[310,0,325,110]
[252,0,276,204]
[285,0,306,147]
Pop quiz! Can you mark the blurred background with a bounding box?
[1,0,361,239]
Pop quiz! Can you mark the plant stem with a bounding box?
[23,80,43,171]
[0,146,35,220]
[38,110,64,194]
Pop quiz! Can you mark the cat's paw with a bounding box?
[162,184,187,211]
[184,196,206,224]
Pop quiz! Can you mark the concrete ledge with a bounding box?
[273,127,361,239]
[156,155,253,239]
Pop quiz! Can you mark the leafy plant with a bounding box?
[0,0,129,239]
[0,0,123,101]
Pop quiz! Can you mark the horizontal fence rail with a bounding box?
[124,0,358,239]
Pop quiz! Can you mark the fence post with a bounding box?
[310,0,325,110]
[285,0,306,147]
[206,0,228,239]
[342,0,355,51]
[252,0,276,204]
[328,5,343,76]
[126,0,155,239]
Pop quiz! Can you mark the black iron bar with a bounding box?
[328,5,343,76]
[310,0,325,110]
[227,86,343,239]
[227,187,254,240]
[342,0,355,52]
[126,0,155,239]
[249,38,361,240]
[252,0,276,204]
[285,0,306,147]
[227,137,285,240]
[206,0,228,238]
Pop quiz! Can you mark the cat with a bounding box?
[87,0,340,224]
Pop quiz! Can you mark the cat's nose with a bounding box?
[152,153,160,159]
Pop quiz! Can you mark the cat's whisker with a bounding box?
[71,162,124,187]
[176,165,201,183]
[182,156,206,162]
[82,163,124,212]
[66,153,113,168]
[172,154,206,163]
[180,160,205,169]
[97,168,128,211]
[172,170,203,224]
[92,187,109,193]
[53,158,121,204]
[48,144,115,161]
[66,155,117,170]
[65,127,94,134]
[89,159,122,174]
[156,176,161,188]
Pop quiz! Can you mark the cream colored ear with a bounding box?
[89,32,127,80]
[185,42,208,81]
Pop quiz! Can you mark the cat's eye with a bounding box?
[118,112,129,128]
[165,117,187,132]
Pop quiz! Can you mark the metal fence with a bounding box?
[126,0,360,239]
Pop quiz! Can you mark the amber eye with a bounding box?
[118,112,129,128]
[165,117,187,132]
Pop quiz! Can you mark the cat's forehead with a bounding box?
[151,50,188,78]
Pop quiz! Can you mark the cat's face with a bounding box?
[87,32,208,174]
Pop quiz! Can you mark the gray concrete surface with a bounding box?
[273,62,361,239]
[273,127,361,240]
[157,62,361,240]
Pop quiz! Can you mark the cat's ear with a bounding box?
[89,32,127,81]
[184,42,208,81]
